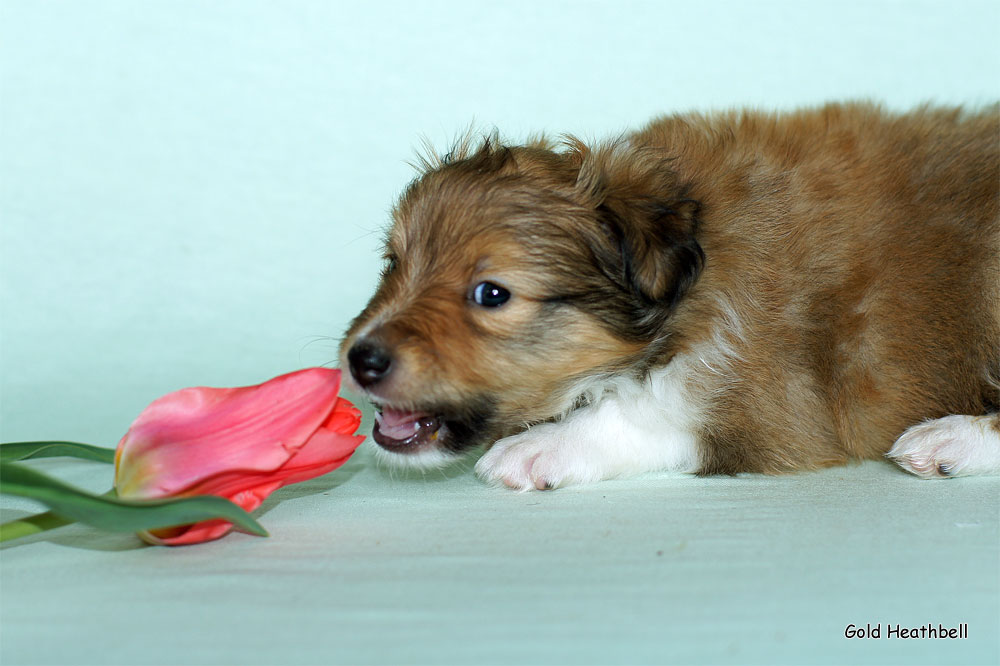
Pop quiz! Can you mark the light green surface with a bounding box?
[2,454,999,665]
[2,1,999,664]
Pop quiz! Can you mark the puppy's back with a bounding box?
[634,104,1000,470]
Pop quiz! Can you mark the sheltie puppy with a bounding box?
[340,103,1000,490]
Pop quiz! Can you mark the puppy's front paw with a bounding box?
[887,415,999,478]
[475,424,591,491]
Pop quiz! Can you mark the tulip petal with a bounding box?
[171,427,363,504]
[277,428,365,487]
[110,368,365,545]
[139,520,233,546]
[139,480,284,546]
[115,368,343,498]
[130,391,365,502]
[323,397,363,434]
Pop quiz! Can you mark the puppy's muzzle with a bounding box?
[346,337,451,455]
[347,339,392,388]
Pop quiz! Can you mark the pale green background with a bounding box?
[1,1,998,665]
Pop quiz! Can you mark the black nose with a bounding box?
[347,341,393,388]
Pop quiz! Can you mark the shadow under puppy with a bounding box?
[340,102,1000,490]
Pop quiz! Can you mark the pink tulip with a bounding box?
[113,368,364,546]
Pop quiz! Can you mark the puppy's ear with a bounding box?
[572,140,705,308]
[598,196,703,307]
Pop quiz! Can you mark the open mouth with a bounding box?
[372,405,450,454]
[368,393,497,459]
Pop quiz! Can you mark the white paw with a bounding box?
[475,423,596,491]
[888,414,1000,478]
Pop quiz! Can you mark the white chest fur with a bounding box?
[475,352,705,490]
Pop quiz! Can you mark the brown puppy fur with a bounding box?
[341,102,1000,483]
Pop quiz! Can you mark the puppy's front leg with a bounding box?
[475,390,701,490]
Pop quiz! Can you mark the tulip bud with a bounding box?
[114,368,363,545]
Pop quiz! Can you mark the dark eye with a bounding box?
[472,281,511,307]
[383,255,398,275]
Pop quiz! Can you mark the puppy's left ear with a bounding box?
[573,141,705,308]
[598,195,703,307]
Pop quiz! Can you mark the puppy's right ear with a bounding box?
[571,140,704,310]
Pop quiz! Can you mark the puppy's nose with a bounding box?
[347,340,393,388]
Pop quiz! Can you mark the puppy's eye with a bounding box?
[383,255,399,275]
[473,281,511,307]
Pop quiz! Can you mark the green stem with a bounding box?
[0,511,74,542]
[0,488,116,543]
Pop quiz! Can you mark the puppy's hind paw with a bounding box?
[887,414,1000,479]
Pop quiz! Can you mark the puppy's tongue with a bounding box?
[375,407,439,442]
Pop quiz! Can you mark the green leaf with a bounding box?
[0,441,116,464]
[0,461,268,538]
